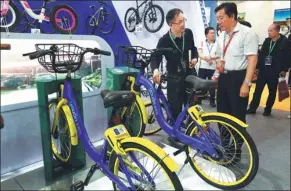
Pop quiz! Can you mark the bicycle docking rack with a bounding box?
[36,75,86,181]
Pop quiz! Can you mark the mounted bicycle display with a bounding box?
[86,0,116,35]
[1,0,78,34]
[124,0,164,33]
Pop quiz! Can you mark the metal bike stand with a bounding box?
[36,75,86,181]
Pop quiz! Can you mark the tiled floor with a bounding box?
[1,101,290,190]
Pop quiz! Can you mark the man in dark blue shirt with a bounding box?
[151,8,198,120]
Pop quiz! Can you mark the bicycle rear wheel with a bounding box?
[185,114,259,190]
[49,99,73,163]
[109,142,183,190]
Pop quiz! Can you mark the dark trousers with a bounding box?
[167,73,188,120]
[217,70,248,150]
[198,68,216,103]
[249,71,279,112]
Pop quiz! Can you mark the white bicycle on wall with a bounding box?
[1,0,78,34]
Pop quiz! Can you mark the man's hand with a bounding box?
[240,83,250,97]
[153,69,160,84]
[189,58,197,68]
[279,71,286,77]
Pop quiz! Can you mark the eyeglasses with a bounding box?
[172,18,187,25]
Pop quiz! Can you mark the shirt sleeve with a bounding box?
[243,30,259,56]
[150,37,164,71]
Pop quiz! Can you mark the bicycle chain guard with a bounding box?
[104,124,130,156]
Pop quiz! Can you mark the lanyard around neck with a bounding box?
[206,41,214,55]
[223,32,236,59]
[269,37,279,55]
[169,31,185,58]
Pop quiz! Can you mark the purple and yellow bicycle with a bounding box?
[23,44,183,191]
[119,45,259,190]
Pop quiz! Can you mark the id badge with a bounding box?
[180,60,187,71]
[265,56,272,66]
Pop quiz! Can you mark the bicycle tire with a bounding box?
[185,114,259,190]
[121,101,146,137]
[86,15,97,35]
[124,7,137,32]
[143,4,164,33]
[50,4,78,34]
[0,1,20,32]
[109,142,183,190]
[98,12,116,34]
[49,99,74,163]
[144,101,165,135]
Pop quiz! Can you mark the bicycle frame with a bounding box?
[57,78,145,190]
[134,72,219,157]
[135,0,152,19]
[19,0,50,23]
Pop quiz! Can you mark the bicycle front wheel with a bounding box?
[49,99,73,163]
[185,114,259,190]
[144,101,167,135]
[109,142,183,190]
[121,101,146,137]
[143,4,164,33]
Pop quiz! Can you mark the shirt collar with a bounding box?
[169,30,183,39]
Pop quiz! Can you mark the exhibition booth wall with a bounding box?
[236,1,290,44]
[0,0,210,175]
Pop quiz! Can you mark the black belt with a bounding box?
[222,69,246,74]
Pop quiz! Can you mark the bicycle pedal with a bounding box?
[70,180,84,191]
[167,137,184,149]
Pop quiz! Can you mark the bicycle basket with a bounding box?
[35,43,86,73]
[115,46,153,69]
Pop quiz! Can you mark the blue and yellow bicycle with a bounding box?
[23,43,183,191]
[117,45,259,190]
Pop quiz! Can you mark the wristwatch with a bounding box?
[244,79,252,87]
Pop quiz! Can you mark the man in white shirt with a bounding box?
[198,26,219,107]
[214,2,259,162]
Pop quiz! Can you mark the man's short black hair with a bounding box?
[205,27,215,36]
[215,2,238,20]
[239,20,252,28]
[166,8,183,25]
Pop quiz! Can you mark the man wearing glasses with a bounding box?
[151,8,199,123]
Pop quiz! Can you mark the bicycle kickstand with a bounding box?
[173,145,192,176]
[70,164,99,191]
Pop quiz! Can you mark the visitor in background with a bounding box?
[214,2,258,162]
[151,8,198,120]
[197,26,219,107]
[247,24,290,116]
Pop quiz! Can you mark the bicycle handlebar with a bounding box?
[23,47,111,60]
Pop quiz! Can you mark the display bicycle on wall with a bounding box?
[22,43,183,191]
[86,0,116,35]
[1,0,78,34]
[117,45,260,190]
[14,6,56,34]
[124,0,164,33]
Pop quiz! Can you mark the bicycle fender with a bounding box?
[62,105,78,146]
[201,112,248,128]
[135,95,148,124]
[120,137,179,172]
